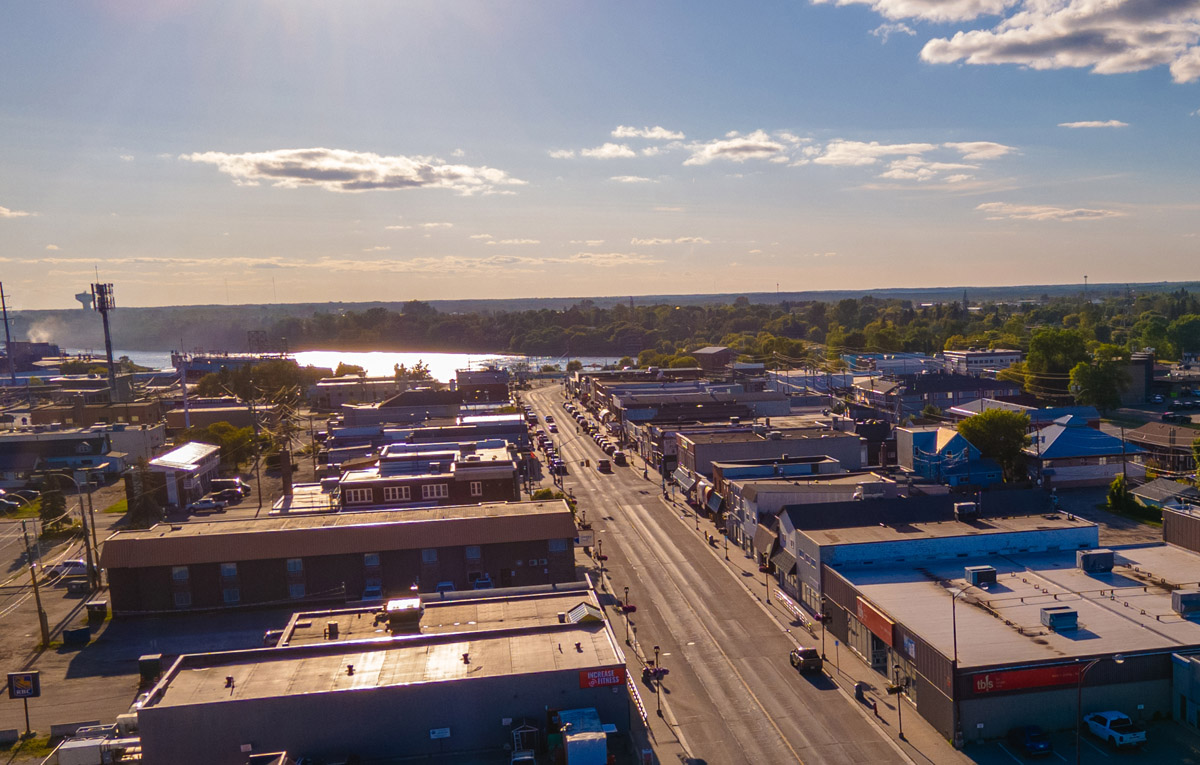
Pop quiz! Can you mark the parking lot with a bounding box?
[964,720,1200,764]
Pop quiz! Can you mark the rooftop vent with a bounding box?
[1040,606,1078,631]
[1172,590,1200,617]
[965,565,997,587]
[1077,548,1114,573]
[954,502,979,522]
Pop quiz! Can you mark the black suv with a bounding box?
[789,647,823,673]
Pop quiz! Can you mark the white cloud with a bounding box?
[775,131,810,145]
[611,175,656,183]
[1058,120,1129,128]
[945,173,975,183]
[469,233,494,240]
[570,251,664,268]
[631,236,710,245]
[878,156,978,180]
[119,154,134,162]
[976,201,1125,221]
[944,141,1016,160]
[814,140,938,166]
[919,0,1200,83]
[871,22,917,42]
[653,206,685,212]
[569,239,605,246]
[581,143,637,159]
[548,149,576,159]
[641,146,664,157]
[384,224,412,230]
[363,245,391,252]
[812,0,1015,23]
[488,239,541,245]
[749,249,763,254]
[180,147,525,195]
[0,206,32,219]
[813,252,839,257]
[45,244,59,251]
[612,125,686,140]
[420,222,453,229]
[451,148,466,157]
[684,130,786,165]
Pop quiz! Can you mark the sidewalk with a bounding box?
[650,476,972,765]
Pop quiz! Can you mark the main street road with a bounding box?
[526,384,908,765]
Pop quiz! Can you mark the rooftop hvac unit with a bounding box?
[954,502,979,522]
[385,597,424,633]
[1040,606,1078,631]
[1077,548,1114,573]
[768,431,784,440]
[1172,590,1200,617]
[965,565,997,587]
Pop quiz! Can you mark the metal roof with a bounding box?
[148,441,220,472]
[1027,419,1145,460]
[102,501,575,569]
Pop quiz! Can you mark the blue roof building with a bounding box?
[896,426,1001,487]
[1024,416,1146,488]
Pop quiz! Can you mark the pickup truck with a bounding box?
[1085,711,1146,749]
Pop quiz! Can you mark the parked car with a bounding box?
[612,451,627,466]
[597,459,611,473]
[212,488,243,504]
[186,497,227,514]
[211,477,250,497]
[1007,725,1053,757]
[0,498,22,512]
[1151,394,1165,404]
[1085,711,1146,749]
[548,424,558,433]
[263,629,285,647]
[789,647,823,673]
[43,559,88,581]
[13,489,40,502]
[544,415,554,424]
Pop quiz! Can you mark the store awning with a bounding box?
[771,548,797,574]
[706,491,724,514]
[753,524,777,554]
[672,468,696,492]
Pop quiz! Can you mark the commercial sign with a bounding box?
[969,664,1082,695]
[576,530,595,548]
[579,667,626,689]
[429,727,451,740]
[7,672,40,699]
[855,597,894,647]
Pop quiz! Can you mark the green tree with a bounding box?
[1107,474,1137,514]
[128,457,162,529]
[1192,437,1200,482]
[669,355,699,368]
[393,360,433,382]
[179,422,257,468]
[1069,344,1130,413]
[334,362,365,377]
[956,409,1031,482]
[617,356,635,368]
[1168,315,1200,356]
[1026,328,1089,401]
[40,487,67,529]
[566,359,583,372]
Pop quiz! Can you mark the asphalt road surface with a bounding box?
[526,383,907,765]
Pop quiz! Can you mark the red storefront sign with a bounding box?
[580,667,626,689]
[970,664,1082,695]
[856,597,894,647]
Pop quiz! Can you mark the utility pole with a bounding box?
[22,522,50,648]
[0,282,16,384]
[1120,425,1128,482]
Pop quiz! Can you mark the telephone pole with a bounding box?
[22,522,51,647]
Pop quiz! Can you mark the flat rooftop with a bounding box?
[282,583,601,646]
[102,501,575,568]
[834,542,1200,669]
[145,621,620,709]
[805,512,1092,547]
[682,428,857,445]
[735,472,895,492]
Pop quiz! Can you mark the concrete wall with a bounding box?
[139,668,630,765]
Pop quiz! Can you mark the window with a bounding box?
[220,562,238,578]
[172,566,189,581]
[469,481,483,497]
[465,545,481,560]
[223,588,241,604]
[422,483,449,500]
[288,583,306,599]
[383,485,411,502]
[363,552,380,568]
[344,487,373,505]
[286,558,303,573]
[422,548,438,564]
[548,538,568,553]
[174,591,192,608]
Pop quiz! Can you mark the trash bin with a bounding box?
[86,600,108,622]
[854,681,868,702]
[63,627,90,647]
[139,654,163,684]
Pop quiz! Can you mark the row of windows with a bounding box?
[344,481,484,505]
[169,542,569,587]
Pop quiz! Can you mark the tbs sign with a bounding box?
[7,672,40,699]
[579,667,626,689]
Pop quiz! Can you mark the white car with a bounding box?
[43,559,88,581]
[186,497,227,514]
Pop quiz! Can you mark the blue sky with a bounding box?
[1,0,1198,309]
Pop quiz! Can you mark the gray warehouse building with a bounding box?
[135,582,630,764]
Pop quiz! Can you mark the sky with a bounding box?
[1,0,1198,310]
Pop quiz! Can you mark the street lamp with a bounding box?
[654,645,662,717]
[623,587,630,645]
[892,664,906,740]
[1076,654,1125,765]
[43,471,99,590]
[950,581,983,746]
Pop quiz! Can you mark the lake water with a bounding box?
[67,349,621,382]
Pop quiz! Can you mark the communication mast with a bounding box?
[91,283,117,397]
